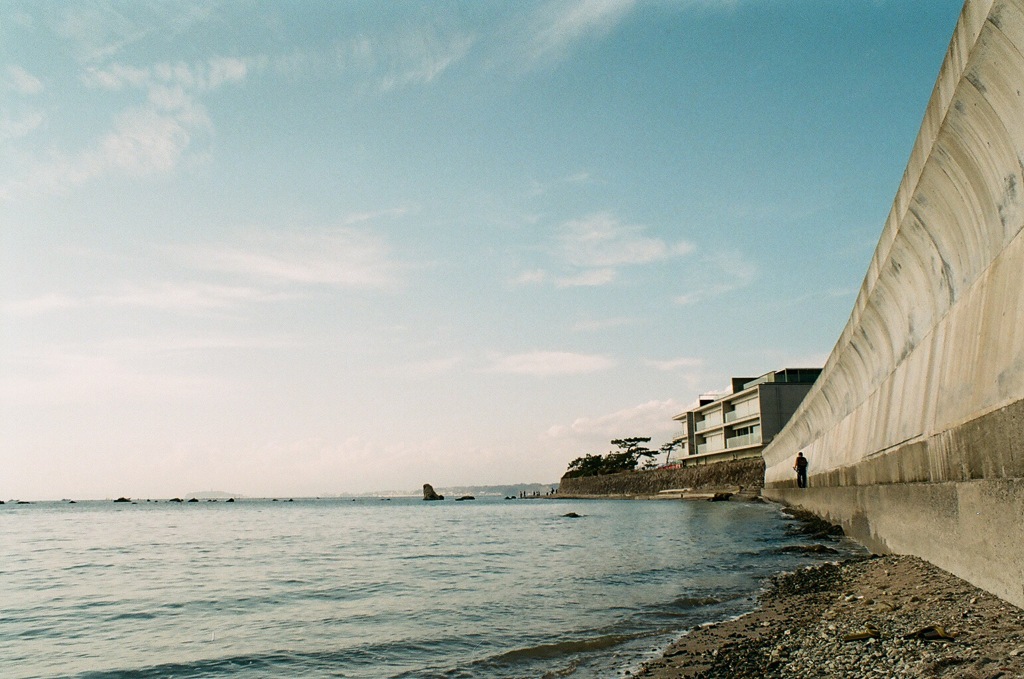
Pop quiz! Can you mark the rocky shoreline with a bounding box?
[632,554,1024,678]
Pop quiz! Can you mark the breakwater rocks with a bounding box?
[558,458,764,498]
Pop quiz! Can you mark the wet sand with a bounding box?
[633,554,1024,678]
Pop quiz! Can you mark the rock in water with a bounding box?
[777,544,840,555]
[422,484,444,501]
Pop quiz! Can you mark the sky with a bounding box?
[1,0,965,500]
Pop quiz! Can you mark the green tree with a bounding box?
[562,436,660,478]
[610,437,655,467]
[564,453,606,478]
[659,439,683,465]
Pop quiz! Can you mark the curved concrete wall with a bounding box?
[763,0,1024,608]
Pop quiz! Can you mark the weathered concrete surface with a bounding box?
[763,0,1024,608]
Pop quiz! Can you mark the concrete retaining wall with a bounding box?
[763,0,1024,608]
[559,458,764,497]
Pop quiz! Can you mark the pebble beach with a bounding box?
[633,553,1024,679]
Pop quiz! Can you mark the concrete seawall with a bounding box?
[763,0,1024,608]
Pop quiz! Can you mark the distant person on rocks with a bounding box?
[794,452,808,488]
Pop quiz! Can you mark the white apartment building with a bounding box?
[670,368,821,466]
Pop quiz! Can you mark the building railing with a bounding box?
[696,442,726,455]
[726,432,762,449]
[724,400,759,422]
[696,417,722,432]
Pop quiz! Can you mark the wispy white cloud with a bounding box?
[516,212,694,289]
[1,293,75,316]
[188,228,403,290]
[81,56,255,92]
[52,3,217,66]
[332,26,475,92]
[560,212,692,267]
[0,347,224,406]
[527,169,599,197]
[1,66,45,144]
[1,57,253,201]
[95,283,289,310]
[5,65,44,94]
[565,171,594,184]
[571,316,635,332]
[510,269,548,286]
[674,250,757,305]
[0,110,44,143]
[528,0,638,64]
[125,334,301,354]
[1,329,299,409]
[205,57,252,89]
[544,398,684,440]
[645,357,704,372]
[2,283,286,316]
[4,218,406,319]
[484,350,615,376]
[403,356,465,376]
[772,286,857,309]
[3,104,198,196]
[337,207,412,225]
[101,105,199,174]
[80,63,149,90]
[380,31,476,91]
[555,267,616,288]
[55,3,152,65]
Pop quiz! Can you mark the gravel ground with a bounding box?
[633,554,1024,678]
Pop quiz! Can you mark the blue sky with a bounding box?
[1,0,964,499]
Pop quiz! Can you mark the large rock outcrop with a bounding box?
[422,484,444,501]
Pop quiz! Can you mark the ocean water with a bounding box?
[0,497,859,678]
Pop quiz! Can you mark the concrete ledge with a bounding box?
[764,478,1024,609]
[775,396,1024,489]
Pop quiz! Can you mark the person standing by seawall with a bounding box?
[794,452,808,488]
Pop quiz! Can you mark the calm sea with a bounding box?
[0,497,859,678]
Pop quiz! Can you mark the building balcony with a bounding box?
[726,432,762,449]
[695,418,723,433]
[725,410,760,424]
